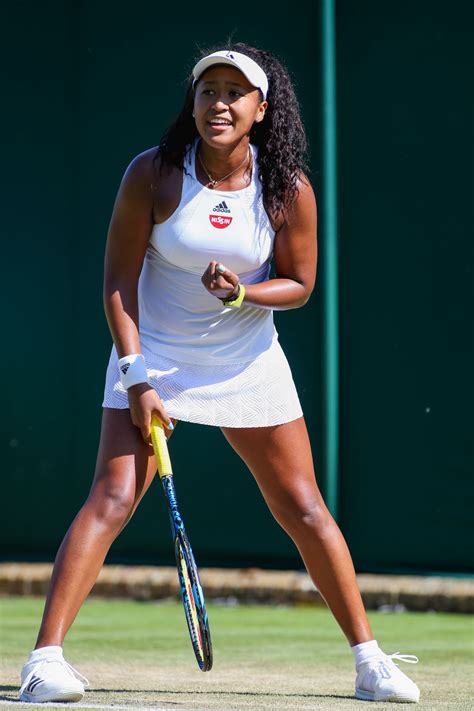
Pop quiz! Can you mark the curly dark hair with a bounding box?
[157,42,308,217]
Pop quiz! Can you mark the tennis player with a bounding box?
[20,43,420,704]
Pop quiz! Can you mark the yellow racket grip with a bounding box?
[151,415,173,478]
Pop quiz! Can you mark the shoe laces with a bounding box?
[20,656,90,696]
[366,652,419,680]
[386,652,419,666]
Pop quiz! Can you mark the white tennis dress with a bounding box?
[102,140,303,427]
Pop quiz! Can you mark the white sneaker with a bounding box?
[19,648,89,703]
[355,652,420,703]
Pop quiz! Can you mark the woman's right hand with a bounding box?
[127,382,175,443]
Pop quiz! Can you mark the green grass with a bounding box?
[1,597,473,709]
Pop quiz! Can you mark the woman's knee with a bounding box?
[270,490,332,538]
[85,483,136,530]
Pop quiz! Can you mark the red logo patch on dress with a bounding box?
[209,215,233,229]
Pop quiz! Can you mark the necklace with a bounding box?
[198,147,252,189]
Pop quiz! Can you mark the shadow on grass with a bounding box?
[93,688,352,700]
[0,684,353,702]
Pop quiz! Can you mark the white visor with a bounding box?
[192,50,268,100]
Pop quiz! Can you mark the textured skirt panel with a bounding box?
[102,339,303,428]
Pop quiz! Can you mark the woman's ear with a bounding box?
[255,100,268,123]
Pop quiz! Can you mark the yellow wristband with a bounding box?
[222,283,246,308]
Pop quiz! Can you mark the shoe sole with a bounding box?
[20,689,84,703]
[356,688,420,703]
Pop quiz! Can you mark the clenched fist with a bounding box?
[201,261,240,300]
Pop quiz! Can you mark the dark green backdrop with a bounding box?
[2,1,472,573]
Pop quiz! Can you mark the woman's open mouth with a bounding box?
[207,118,232,131]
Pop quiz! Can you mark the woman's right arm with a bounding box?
[103,149,173,441]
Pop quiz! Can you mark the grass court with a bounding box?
[1,597,473,710]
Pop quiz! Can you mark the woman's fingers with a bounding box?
[153,409,174,432]
[140,413,175,444]
[144,407,173,444]
[131,411,152,444]
[201,261,240,298]
[216,263,239,288]
[165,417,178,440]
[148,414,177,443]
[128,384,174,443]
[201,262,216,290]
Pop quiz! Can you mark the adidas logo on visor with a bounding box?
[212,201,231,214]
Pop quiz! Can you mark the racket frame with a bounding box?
[151,417,213,671]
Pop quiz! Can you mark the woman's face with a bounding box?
[193,65,267,148]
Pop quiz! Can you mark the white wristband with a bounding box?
[118,354,148,390]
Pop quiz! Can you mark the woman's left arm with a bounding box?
[202,178,317,310]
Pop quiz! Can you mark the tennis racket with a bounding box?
[151,415,213,671]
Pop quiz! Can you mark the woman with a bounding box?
[20,43,420,704]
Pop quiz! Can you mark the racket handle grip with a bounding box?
[151,416,173,477]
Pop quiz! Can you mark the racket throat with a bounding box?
[162,475,184,531]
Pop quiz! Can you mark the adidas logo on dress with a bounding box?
[120,364,130,374]
[212,201,231,214]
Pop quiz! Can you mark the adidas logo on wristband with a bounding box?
[118,354,148,390]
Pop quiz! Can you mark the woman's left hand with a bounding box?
[201,261,240,300]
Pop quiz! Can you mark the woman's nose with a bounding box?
[212,97,229,110]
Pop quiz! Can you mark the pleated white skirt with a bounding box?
[102,338,303,428]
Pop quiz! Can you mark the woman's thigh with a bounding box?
[221,417,326,523]
[89,408,157,511]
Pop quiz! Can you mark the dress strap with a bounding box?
[185,139,199,180]
[249,143,260,192]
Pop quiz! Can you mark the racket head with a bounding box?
[175,529,213,671]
